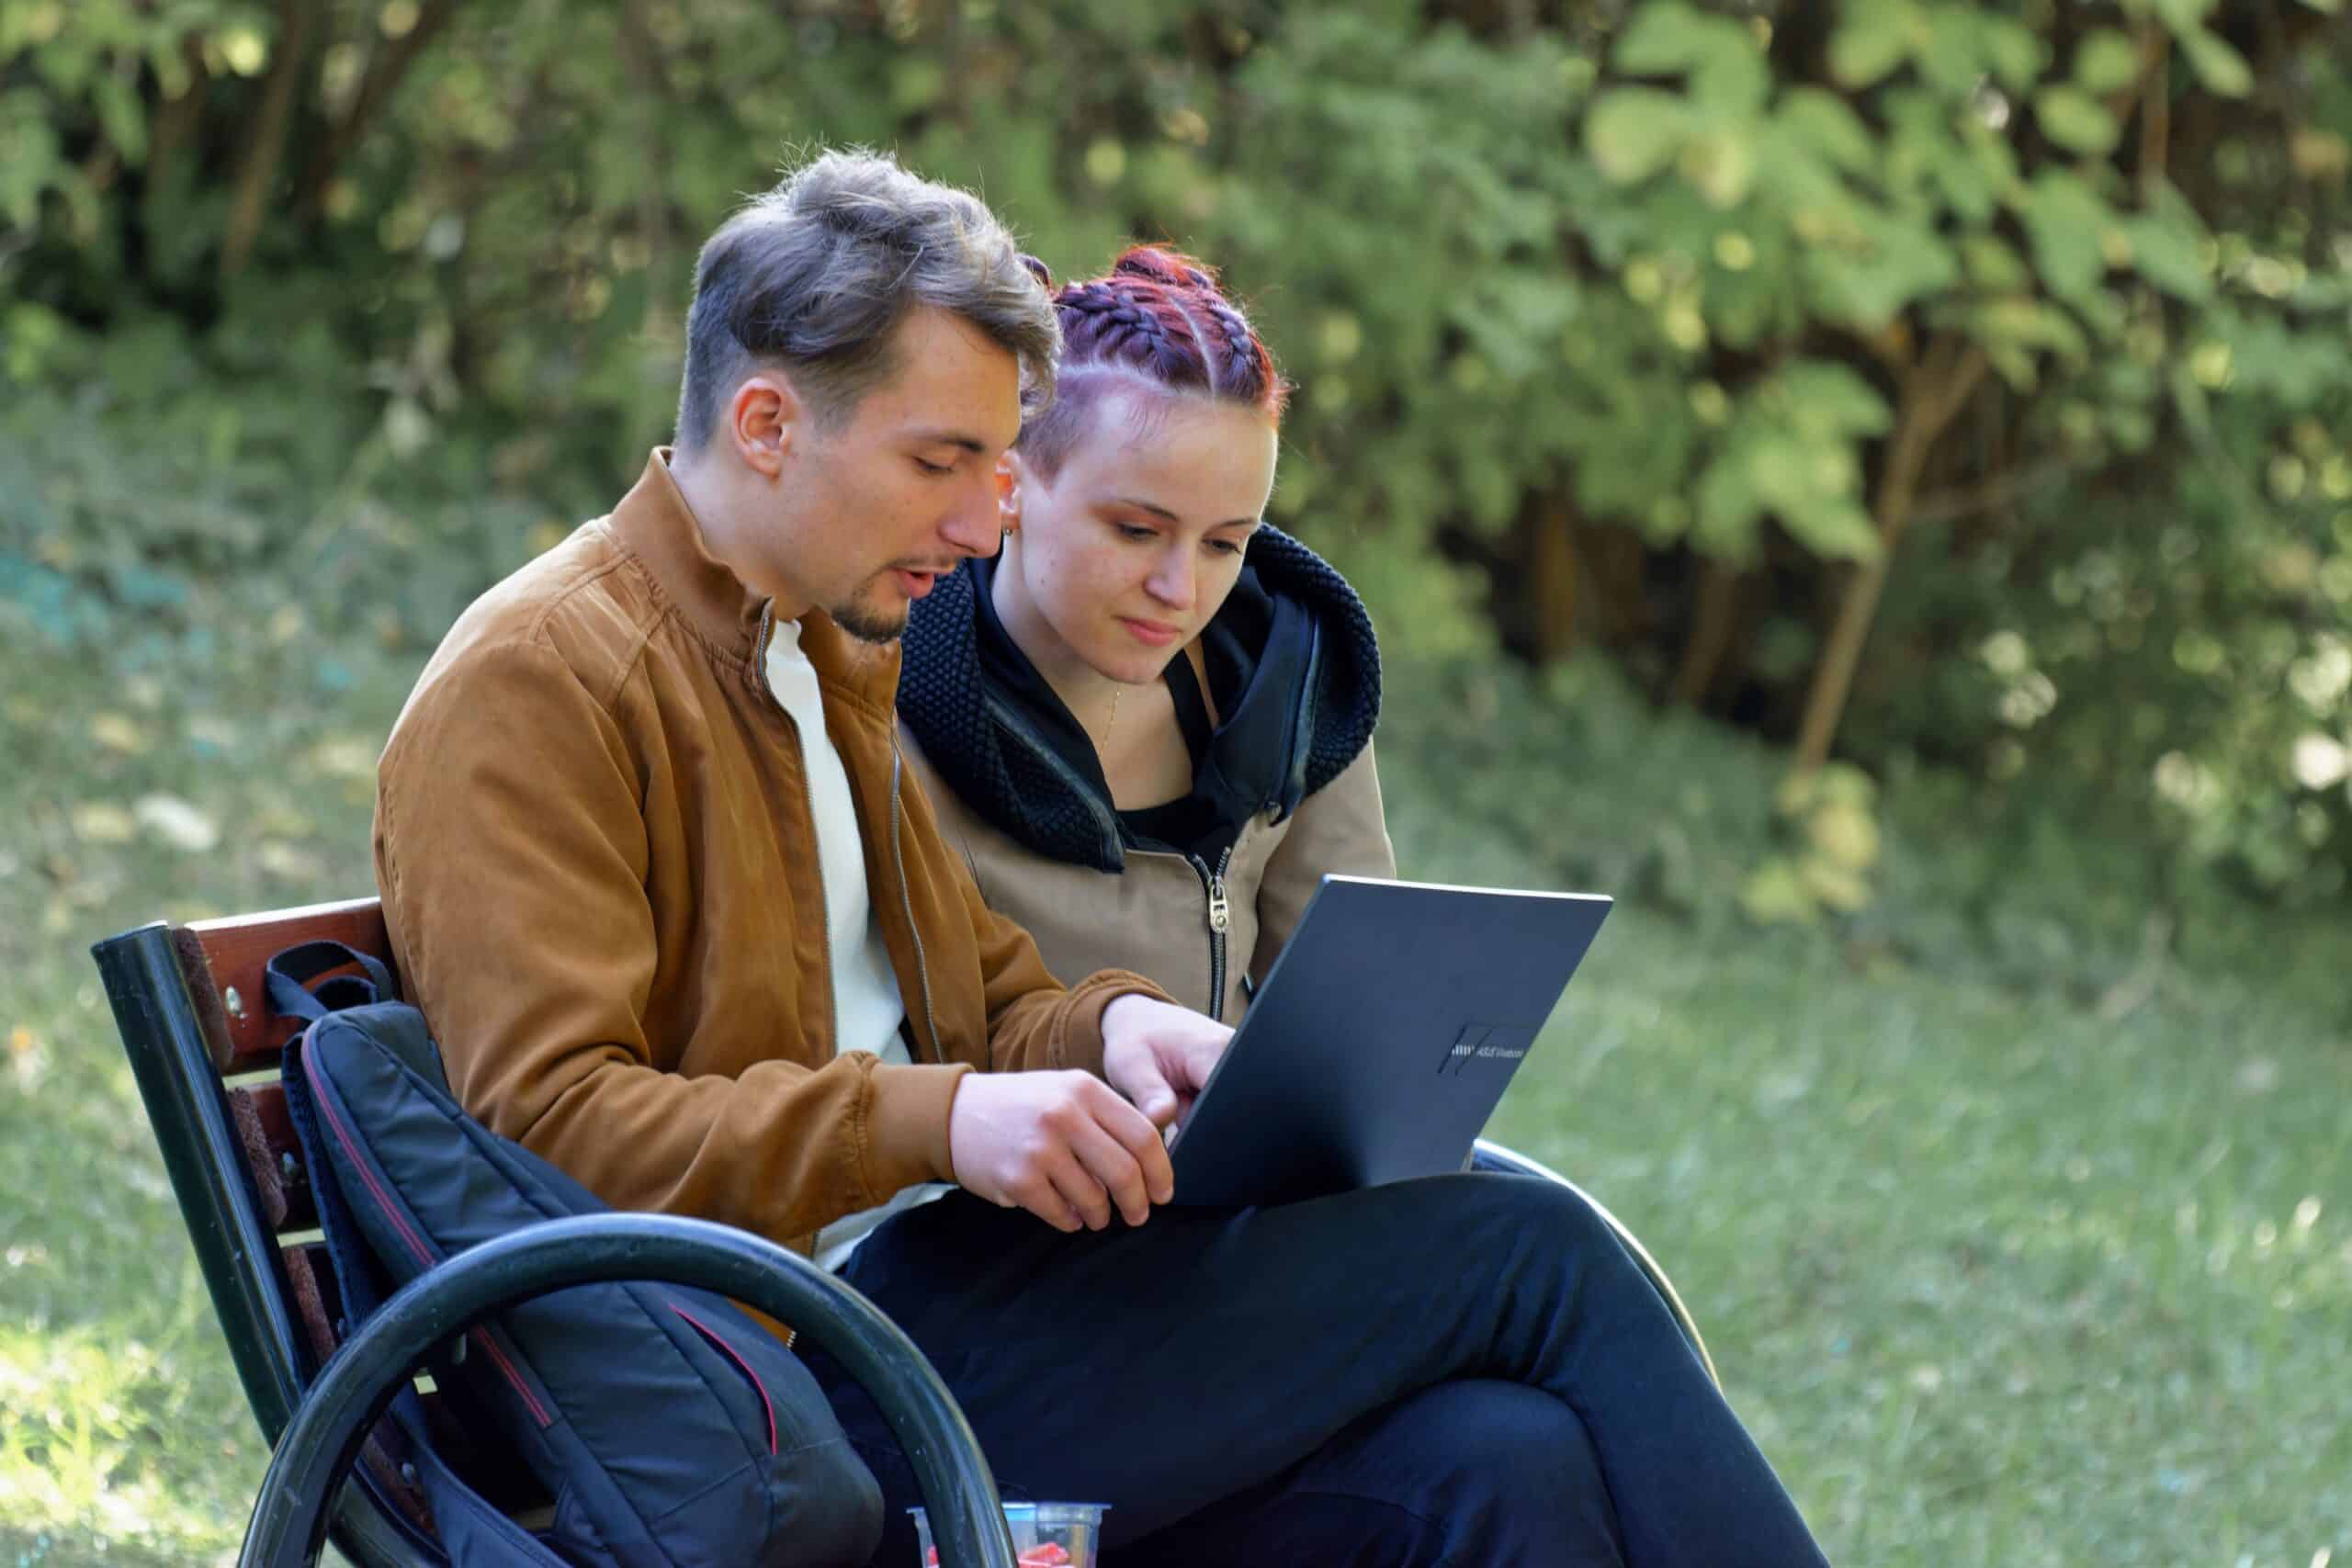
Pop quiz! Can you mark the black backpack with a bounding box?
[268,941,884,1567]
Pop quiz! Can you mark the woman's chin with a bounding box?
[1090,645,1181,688]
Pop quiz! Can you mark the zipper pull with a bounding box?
[1207,875,1231,933]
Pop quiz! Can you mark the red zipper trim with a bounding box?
[671,1303,777,1455]
[314,1077,554,1428]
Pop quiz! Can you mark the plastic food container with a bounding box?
[910,1502,1109,1567]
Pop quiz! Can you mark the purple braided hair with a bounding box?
[1015,245,1289,476]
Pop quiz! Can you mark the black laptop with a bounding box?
[1167,875,1611,1206]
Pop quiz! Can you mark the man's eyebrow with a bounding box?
[907,430,994,455]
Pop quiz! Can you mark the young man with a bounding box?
[376,151,1830,1567]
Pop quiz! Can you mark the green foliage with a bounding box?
[1739,763,1884,925]
[1,0,2347,908]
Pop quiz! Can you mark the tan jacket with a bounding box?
[902,729,1396,1023]
[373,452,1166,1253]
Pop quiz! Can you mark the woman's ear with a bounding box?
[996,455,1022,533]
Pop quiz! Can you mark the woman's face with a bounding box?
[997,391,1279,686]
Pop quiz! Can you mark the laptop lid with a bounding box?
[1168,875,1611,1207]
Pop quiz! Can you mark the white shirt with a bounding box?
[763,617,952,1269]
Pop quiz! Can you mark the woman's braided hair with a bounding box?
[1016,245,1288,476]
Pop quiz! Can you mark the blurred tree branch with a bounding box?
[295,0,464,220]
[1795,337,1990,773]
[1671,557,1742,708]
[1907,456,2083,535]
[221,0,322,278]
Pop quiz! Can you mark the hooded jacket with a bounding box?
[896,528,1395,1021]
[372,452,1166,1255]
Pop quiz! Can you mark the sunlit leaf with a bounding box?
[1805,207,1962,327]
[1980,17,2049,93]
[2120,210,2213,301]
[1613,0,1772,110]
[1694,446,1768,559]
[1800,856,1874,911]
[1778,88,1879,175]
[1777,361,1894,438]
[1584,87,1690,184]
[1828,0,1919,89]
[1962,234,2030,291]
[2034,86,2120,155]
[2177,27,2253,96]
[1739,856,1822,924]
[1679,127,1759,208]
[1614,1,1718,74]
[2072,28,2143,95]
[2017,171,2114,303]
[1782,495,1883,560]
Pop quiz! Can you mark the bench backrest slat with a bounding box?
[187,897,390,1072]
[95,898,443,1567]
[227,1079,315,1233]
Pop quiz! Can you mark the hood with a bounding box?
[897,526,1381,873]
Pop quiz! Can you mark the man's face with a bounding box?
[766,306,1024,642]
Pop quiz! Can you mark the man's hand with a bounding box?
[947,1070,1175,1233]
[1101,994,1233,1134]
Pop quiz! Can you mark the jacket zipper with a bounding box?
[980,686,1230,1015]
[755,605,837,1043]
[888,742,940,1060]
[1191,843,1235,1022]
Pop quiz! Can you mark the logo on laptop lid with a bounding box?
[1440,1023,1532,1076]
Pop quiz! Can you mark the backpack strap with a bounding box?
[388,1393,575,1568]
[265,940,400,1022]
[275,948,569,1567]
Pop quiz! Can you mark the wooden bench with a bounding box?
[88,899,1012,1567]
[91,896,1713,1567]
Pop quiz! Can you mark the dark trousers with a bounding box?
[809,1174,1827,1567]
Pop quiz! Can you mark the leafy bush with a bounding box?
[5,0,2348,907]
[1380,647,2352,1009]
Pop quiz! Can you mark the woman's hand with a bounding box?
[1100,993,1234,1134]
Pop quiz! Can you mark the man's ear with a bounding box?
[728,373,804,479]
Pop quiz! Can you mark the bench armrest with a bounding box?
[240,1213,1017,1568]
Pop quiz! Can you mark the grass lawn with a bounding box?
[3,612,2346,1566]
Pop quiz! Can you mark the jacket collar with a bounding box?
[607,448,901,715]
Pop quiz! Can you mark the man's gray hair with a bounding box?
[675,149,1059,447]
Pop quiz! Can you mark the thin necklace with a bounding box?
[1093,684,1122,752]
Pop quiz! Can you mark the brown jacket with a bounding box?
[373,452,1166,1253]
[902,733,1395,1022]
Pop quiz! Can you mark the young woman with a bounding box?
[895,248,1630,1562]
[898,247,1390,1025]
[890,248,1828,1567]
